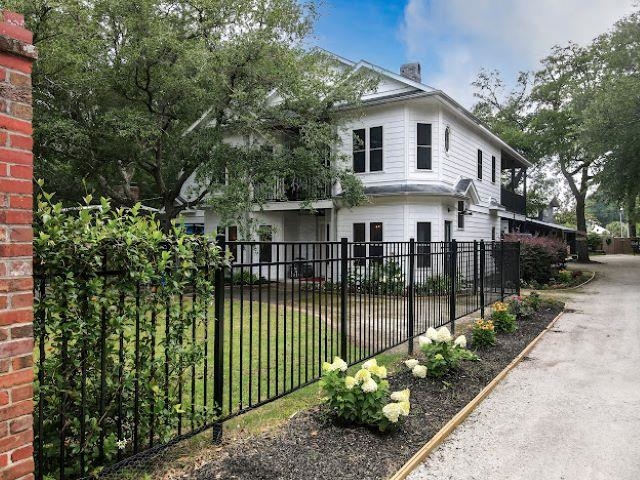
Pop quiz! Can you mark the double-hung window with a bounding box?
[491,155,496,183]
[369,222,383,263]
[353,223,366,265]
[417,222,431,268]
[457,201,465,229]
[352,127,383,172]
[417,123,432,170]
[477,149,483,180]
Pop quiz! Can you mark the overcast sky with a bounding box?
[313,0,637,108]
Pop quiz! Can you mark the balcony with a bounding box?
[501,187,526,215]
[256,178,334,202]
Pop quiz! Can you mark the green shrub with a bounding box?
[554,269,572,284]
[587,232,603,252]
[491,302,517,333]
[471,319,496,348]
[231,270,261,285]
[415,327,477,377]
[506,295,534,320]
[524,291,542,311]
[347,260,405,295]
[320,357,410,432]
[34,187,227,477]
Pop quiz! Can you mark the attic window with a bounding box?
[444,126,450,153]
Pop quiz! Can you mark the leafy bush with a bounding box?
[34,189,226,477]
[506,295,534,320]
[505,234,568,284]
[347,261,405,295]
[524,291,542,311]
[587,232,603,252]
[471,319,496,348]
[320,357,410,432]
[231,270,261,285]
[555,269,573,284]
[491,302,517,333]
[414,327,477,377]
[415,274,466,296]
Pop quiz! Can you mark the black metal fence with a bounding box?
[34,239,519,479]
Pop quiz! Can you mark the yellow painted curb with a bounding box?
[389,310,566,480]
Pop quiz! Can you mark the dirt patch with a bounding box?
[182,303,563,480]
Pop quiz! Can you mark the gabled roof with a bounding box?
[320,49,532,169]
[454,178,481,205]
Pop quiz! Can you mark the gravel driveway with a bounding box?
[407,254,640,480]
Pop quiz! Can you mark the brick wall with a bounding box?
[0,9,37,480]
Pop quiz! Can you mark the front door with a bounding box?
[444,221,452,242]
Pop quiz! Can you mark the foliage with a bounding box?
[415,274,466,296]
[231,270,261,285]
[33,185,226,477]
[320,357,409,432]
[587,233,603,252]
[9,0,376,231]
[416,327,477,377]
[491,302,517,333]
[506,234,567,285]
[555,269,573,284]
[471,319,496,348]
[506,295,534,321]
[524,292,542,311]
[347,261,405,295]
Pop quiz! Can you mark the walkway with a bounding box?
[408,254,640,480]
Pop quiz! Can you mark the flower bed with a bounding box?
[526,269,593,290]
[166,298,563,480]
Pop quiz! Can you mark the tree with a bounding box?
[10,0,376,231]
[530,43,600,261]
[582,11,640,237]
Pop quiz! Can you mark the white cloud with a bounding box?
[400,0,637,107]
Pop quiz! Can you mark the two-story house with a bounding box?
[194,53,531,257]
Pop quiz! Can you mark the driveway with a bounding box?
[407,254,640,480]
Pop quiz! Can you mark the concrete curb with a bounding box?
[388,310,566,480]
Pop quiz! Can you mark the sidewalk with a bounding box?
[407,255,640,480]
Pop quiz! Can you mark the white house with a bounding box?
[192,53,533,255]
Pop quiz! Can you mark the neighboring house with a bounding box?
[588,221,610,236]
[183,52,573,263]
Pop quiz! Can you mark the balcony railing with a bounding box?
[501,187,526,215]
[256,178,334,202]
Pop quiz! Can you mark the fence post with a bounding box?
[480,240,486,318]
[516,241,522,296]
[500,240,505,300]
[340,237,348,361]
[213,234,226,442]
[408,238,415,354]
[449,240,457,333]
[473,240,478,295]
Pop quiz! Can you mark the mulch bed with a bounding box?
[184,302,563,480]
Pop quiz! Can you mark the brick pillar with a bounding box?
[0,10,37,480]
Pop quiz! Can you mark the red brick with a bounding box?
[0,23,32,44]
[0,246,31,258]
[0,116,31,136]
[7,134,31,151]
[0,401,32,424]
[0,54,31,75]
[3,457,34,480]
[0,180,30,195]
[0,163,6,176]
[0,149,33,166]
[9,416,30,435]
[0,452,7,467]
[0,279,32,293]
[0,210,31,225]
[7,165,31,180]
[10,444,32,462]
[2,11,26,26]
[10,324,31,339]
[0,370,32,389]
[0,298,6,310]
[10,357,31,373]
[0,338,32,359]
[0,130,6,147]
[9,228,32,242]
[0,360,10,374]
[8,294,31,310]
[8,196,32,210]
[0,392,8,406]
[9,384,31,403]
[9,104,31,122]
[0,329,6,342]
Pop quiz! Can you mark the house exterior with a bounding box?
[193,53,533,256]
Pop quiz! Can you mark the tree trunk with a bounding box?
[575,195,590,263]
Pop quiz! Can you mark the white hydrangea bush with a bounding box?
[320,357,411,432]
[409,326,477,378]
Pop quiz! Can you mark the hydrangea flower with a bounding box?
[344,376,357,390]
[370,364,387,379]
[436,326,452,343]
[404,359,420,369]
[382,402,402,423]
[426,327,438,341]
[361,378,378,393]
[116,438,128,450]
[362,358,377,370]
[354,368,372,383]
[397,401,410,416]
[332,357,348,372]
[418,335,432,346]
[412,364,427,378]
[390,389,410,402]
[454,335,467,348]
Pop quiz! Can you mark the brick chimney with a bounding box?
[400,62,421,83]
